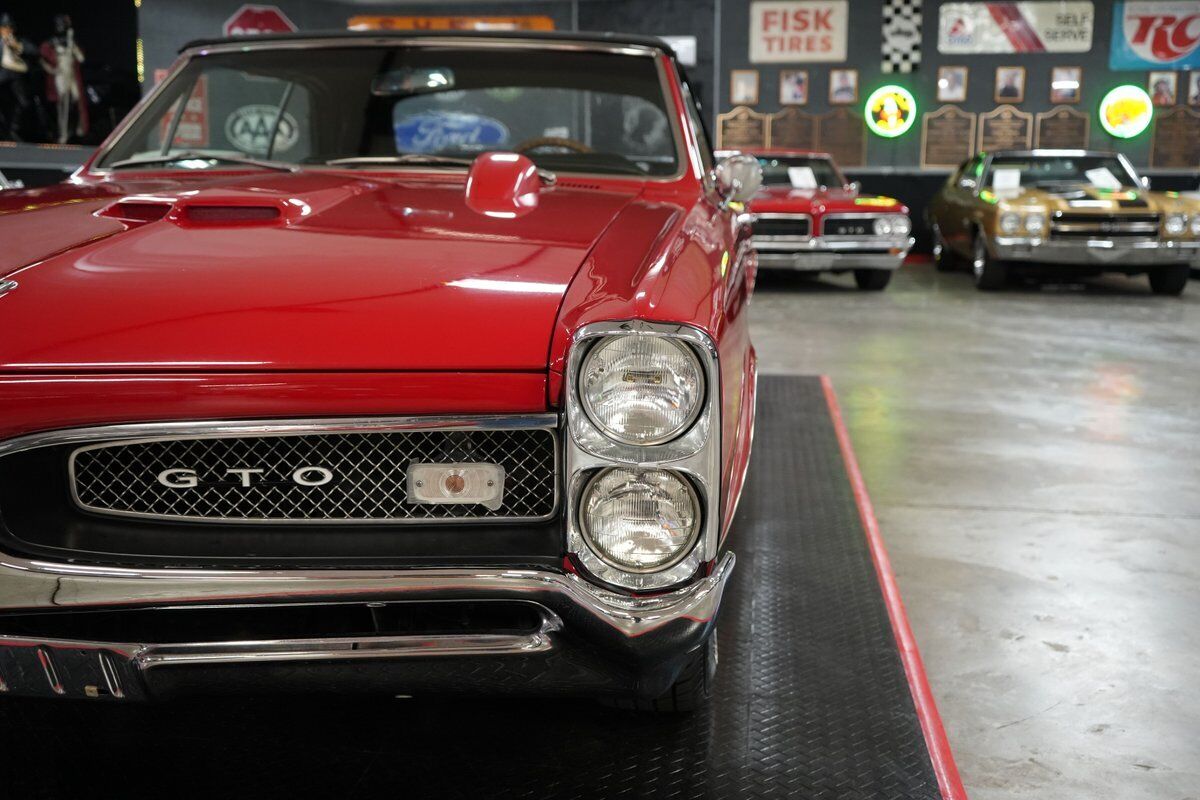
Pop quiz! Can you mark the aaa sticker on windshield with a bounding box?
[225,105,300,156]
[394,111,510,154]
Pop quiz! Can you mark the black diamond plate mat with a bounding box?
[0,377,942,800]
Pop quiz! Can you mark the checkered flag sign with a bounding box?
[882,0,922,73]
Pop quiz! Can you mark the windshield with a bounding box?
[98,45,680,177]
[756,156,844,189]
[984,155,1141,190]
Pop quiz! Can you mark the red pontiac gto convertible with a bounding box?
[725,149,914,290]
[0,32,762,710]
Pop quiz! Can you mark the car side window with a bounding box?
[956,157,980,191]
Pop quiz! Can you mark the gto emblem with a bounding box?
[156,467,335,488]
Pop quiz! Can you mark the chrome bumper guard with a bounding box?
[752,236,913,271]
[993,237,1200,266]
[0,553,735,701]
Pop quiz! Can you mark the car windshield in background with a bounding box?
[757,157,843,189]
[985,155,1141,190]
[98,45,680,177]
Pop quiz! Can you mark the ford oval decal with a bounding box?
[394,112,509,154]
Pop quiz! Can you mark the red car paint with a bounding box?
[0,49,756,543]
[738,148,909,223]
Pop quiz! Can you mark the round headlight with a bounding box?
[891,215,912,237]
[580,335,704,445]
[999,212,1021,234]
[873,217,894,236]
[1164,213,1186,236]
[580,468,701,571]
[1025,212,1046,234]
[1190,216,1200,236]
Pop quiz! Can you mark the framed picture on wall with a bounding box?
[731,69,760,105]
[779,70,809,105]
[994,66,1025,103]
[937,66,968,103]
[829,69,858,104]
[1050,66,1082,104]
[1149,71,1177,106]
[1189,72,1200,105]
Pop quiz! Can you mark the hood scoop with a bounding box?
[97,199,174,227]
[97,196,287,229]
[180,204,282,225]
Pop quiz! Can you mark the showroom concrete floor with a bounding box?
[750,261,1200,800]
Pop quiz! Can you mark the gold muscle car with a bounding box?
[928,150,1199,294]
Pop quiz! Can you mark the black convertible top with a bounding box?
[181,29,677,58]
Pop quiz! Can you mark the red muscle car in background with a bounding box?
[722,149,914,291]
[0,31,761,711]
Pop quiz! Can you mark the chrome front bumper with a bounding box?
[992,237,1200,266]
[753,237,914,271]
[0,552,735,701]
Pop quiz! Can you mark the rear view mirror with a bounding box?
[372,67,456,97]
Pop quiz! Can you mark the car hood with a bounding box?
[0,172,640,373]
[987,184,1184,214]
[748,184,905,215]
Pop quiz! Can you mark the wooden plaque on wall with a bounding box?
[817,108,866,167]
[921,105,976,168]
[1035,106,1090,149]
[1150,107,1200,169]
[978,105,1033,152]
[768,107,817,150]
[715,106,768,150]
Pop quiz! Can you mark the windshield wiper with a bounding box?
[107,151,299,173]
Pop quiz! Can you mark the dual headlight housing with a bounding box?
[872,215,912,238]
[999,210,1047,236]
[1163,213,1198,237]
[565,321,721,591]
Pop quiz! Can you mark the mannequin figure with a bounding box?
[40,14,87,143]
[0,13,34,141]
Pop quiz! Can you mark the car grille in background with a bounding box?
[822,217,881,237]
[70,429,557,523]
[1050,213,1160,239]
[752,216,811,238]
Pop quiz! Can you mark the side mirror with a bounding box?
[713,153,763,206]
[847,180,862,193]
[1140,175,1151,190]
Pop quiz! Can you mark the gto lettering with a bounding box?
[157,468,199,488]
[154,466,336,488]
[292,467,334,487]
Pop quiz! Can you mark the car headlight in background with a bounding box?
[1190,216,1200,237]
[1025,212,1047,235]
[873,217,894,236]
[999,212,1021,234]
[580,468,701,571]
[580,335,704,445]
[890,215,912,237]
[1164,213,1186,236]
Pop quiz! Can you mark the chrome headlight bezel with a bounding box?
[578,334,705,447]
[564,320,723,592]
[1024,212,1047,234]
[998,211,1022,234]
[1190,215,1200,237]
[1164,213,1187,236]
[890,215,913,238]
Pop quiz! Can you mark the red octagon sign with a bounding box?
[223,4,298,37]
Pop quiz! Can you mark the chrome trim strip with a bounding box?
[0,415,559,526]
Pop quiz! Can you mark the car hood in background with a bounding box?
[983,184,1185,214]
[0,172,641,373]
[748,184,906,215]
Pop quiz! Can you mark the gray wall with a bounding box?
[140,0,1191,170]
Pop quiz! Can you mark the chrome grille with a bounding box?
[752,215,811,238]
[1050,213,1160,239]
[822,217,879,237]
[70,428,557,524]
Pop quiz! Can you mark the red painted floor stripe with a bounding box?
[820,375,970,800]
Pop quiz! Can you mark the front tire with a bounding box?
[972,234,1007,291]
[1148,265,1189,296]
[605,631,717,713]
[854,269,892,291]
